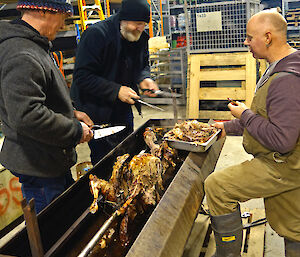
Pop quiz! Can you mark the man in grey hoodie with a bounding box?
[204,10,300,257]
[0,0,93,213]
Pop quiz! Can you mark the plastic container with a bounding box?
[177,13,186,30]
[76,161,93,180]
[170,15,177,29]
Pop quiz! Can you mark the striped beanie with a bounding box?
[17,0,73,16]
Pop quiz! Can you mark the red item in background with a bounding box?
[176,35,192,48]
[176,35,186,47]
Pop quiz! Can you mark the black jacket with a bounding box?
[0,20,82,178]
[71,14,150,123]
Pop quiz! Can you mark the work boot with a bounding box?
[210,205,243,257]
[285,238,300,257]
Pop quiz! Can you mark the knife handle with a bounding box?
[227,98,238,106]
[141,89,155,93]
[90,124,109,129]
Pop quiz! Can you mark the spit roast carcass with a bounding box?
[88,126,180,247]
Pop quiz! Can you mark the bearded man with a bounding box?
[71,0,158,165]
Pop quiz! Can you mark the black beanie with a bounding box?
[119,0,150,23]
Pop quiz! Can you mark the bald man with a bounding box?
[204,10,300,257]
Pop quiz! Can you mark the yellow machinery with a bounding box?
[148,0,164,38]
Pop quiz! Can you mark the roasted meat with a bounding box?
[89,127,179,247]
[144,127,178,172]
[89,154,131,214]
[163,120,218,145]
[89,153,163,246]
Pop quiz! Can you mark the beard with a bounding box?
[120,22,142,42]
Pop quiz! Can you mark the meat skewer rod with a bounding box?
[171,88,178,125]
[44,195,104,257]
[78,184,141,257]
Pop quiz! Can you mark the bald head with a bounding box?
[249,10,287,39]
[244,10,294,62]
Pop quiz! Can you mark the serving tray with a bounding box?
[165,129,221,152]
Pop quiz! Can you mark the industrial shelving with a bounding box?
[283,0,300,49]
[146,47,188,105]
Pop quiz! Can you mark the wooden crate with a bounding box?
[286,8,300,27]
[182,208,266,257]
[187,52,258,120]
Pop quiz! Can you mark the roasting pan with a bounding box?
[165,129,221,152]
[0,119,225,257]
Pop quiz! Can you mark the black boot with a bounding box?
[285,238,300,257]
[210,205,243,257]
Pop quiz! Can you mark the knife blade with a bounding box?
[93,126,126,139]
[135,99,165,112]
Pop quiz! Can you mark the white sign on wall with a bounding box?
[196,11,222,32]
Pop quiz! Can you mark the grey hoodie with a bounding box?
[0,20,82,177]
[224,50,300,154]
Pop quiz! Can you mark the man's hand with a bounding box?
[139,78,159,97]
[213,122,226,139]
[228,101,248,119]
[79,122,93,143]
[118,86,140,104]
[74,110,94,127]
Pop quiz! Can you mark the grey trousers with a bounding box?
[204,157,300,241]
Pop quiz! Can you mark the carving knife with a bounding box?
[92,126,126,139]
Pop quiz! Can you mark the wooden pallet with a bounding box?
[286,8,300,16]
[289,40,300,49]
[286,8,300,27]
[182,208,266,257]
[287,21,300,27]
[187,52,259,120]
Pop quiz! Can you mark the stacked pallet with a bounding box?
[286,7,300,49]
[286,8,300,27]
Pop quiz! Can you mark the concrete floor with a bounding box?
[73,104,285,256]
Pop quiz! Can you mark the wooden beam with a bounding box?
[199,69,245,81]
[246,209,266,257]
[245,53,256,106]
[199,110,234,120]
[194,52,247,66]
[199,88,246,100]
[188,54,201,119]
